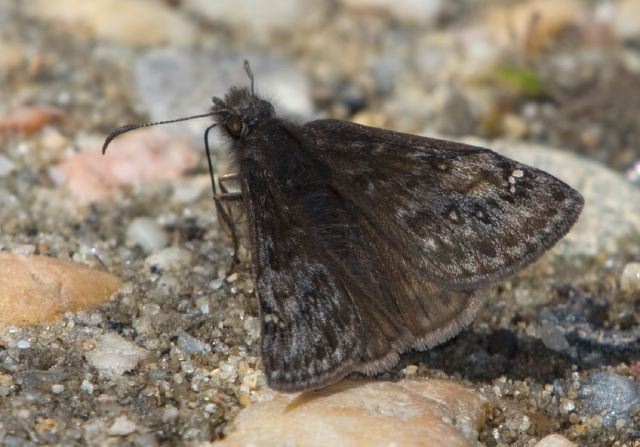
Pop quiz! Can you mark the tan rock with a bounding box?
[612,0,640,41]
[26,0,195,46]
[488,0,581,53]
[214,379,488,447]
[0,253,121,327]
[0,105,66,135]
[343,0,444,24]
[534,434,578,447]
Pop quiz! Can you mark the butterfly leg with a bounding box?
[214,174,242,274]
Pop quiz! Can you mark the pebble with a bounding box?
[0,41,24,78]
[172,176,209,204]
[86,333,148,376]
[55,129,197,203]
[175,330,211,354]
[534,434,578,447]
[620,262,640,293]
[80,379,94,394]
[16,340,30,349]
[144,247,193,272]
[183,0,322,37]
[0,105,65,134]
[213,379,487,447]
[343,0,444,24]
[488,0,581,52]
[538,321,571,353]
[579,372,640,426]
[0,253,122,327]
[0,154,16,177]
[25,0,195,46]
[612,0,640,41]
[107,415,138,436]
[126,217,168,254]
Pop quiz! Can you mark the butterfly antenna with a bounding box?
[102,112,215,154]
[244,60,255,94]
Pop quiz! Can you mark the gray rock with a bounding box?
[579,372,640,426]
[175,330,211,354]
[539,321,571,353]
[133,50,314,145]
[461,138,640,259]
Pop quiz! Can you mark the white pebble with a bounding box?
[86,333,148,376]
[145,247,192,271]
[51,384,65,394]
[16,340,30,349]
[126,217,168,253]
[620,262,640,293]
[0,155,16,177]
[81,379,94,394]
[108,415,138,436]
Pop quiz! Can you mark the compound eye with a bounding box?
[225,115,243,138]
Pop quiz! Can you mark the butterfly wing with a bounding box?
[238,120,491,391]
[304,119,584,290]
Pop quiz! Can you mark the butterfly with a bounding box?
[104,61,584,392]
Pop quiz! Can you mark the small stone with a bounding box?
[35,418,59,433]
[213,379,487,446]
[0,155,16,177]
[209,279,224,291]
[612,0,640,41]
[175,331,211,354]
[0,105,66,134]
[145,247,192,272]
[488,0,581,52]
[402,364,418,377]
[86,333,148,376]
[620,262,640,293]
[343,0,444,24]
[0,253,122,327]
[534,434,578,447]
[81,379,94,394]
[126,217,168,254]
[579,372,640,426]
[502,114,528,139]
[26,0,195,46]
[51,384,65,394]
[0,41,24,77]
[172,177,208,204]
[183,0,323,37]
[108,415,138,436]
[16,340,30,349]
[539,321,570,352]
[226,273,239,283]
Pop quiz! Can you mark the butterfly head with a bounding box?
[212,87,275,140]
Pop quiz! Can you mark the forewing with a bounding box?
[304,119,584,289]
[238,120,490,390]
[239,153,365,392]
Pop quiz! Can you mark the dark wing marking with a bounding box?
[304,119,584,290]
[238,120,489,391]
